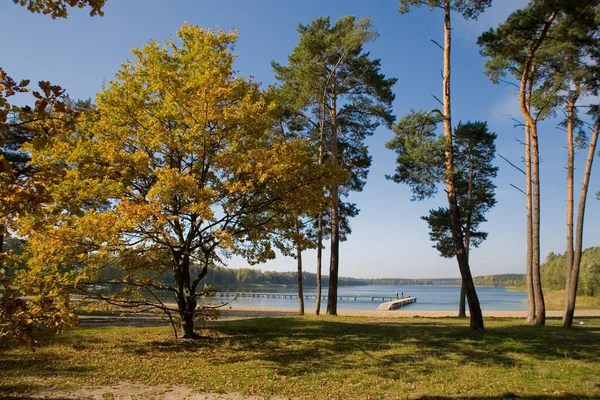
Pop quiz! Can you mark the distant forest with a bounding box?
[542,246,600,297]
[199,266,525,289]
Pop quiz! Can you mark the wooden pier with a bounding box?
[376,297,417,310]
[216,292,399,302]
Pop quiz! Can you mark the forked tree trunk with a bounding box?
[531,124,545,326]
[517,11,557,327]
[327,83,339,316]
[525,66,536,324]
[563,107,599,327]
[525,122,536,323]
[441,0,483,331]
[295,219,305,315]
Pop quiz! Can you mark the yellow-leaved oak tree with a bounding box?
[19,24,337,339]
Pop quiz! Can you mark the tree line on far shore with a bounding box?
[202,267,527,289]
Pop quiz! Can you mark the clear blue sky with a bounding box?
[2,0,598,279]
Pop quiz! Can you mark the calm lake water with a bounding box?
[209,285,527,311]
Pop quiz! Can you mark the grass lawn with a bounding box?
[1,316,599,399]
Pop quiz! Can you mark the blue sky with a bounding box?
[2,0,598,279]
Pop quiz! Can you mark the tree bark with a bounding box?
[441,0,483,331]
[326,81,339,316]
[295,218,305,315]
[175,255,198,339]
[563,106,599,327]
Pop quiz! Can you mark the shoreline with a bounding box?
[218,305,600,319]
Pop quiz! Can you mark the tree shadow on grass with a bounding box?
[112,316,600,379]
[3,316,598,397]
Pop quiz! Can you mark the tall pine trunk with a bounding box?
[441,0,483,331]
[295,219,305,315]
[563,91,577,320]
[315,212,323,315]
[563,107,599,327]
[327,84,339,316]
[315,110,325,315]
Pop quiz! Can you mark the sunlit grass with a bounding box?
[1,316,600,399]
[543,290,600,311]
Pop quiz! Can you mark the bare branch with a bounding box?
[498,153,526,175]
[510,183,526,195]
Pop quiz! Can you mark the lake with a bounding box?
[209,285,527,311]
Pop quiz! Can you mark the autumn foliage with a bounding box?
[10,24,335,339]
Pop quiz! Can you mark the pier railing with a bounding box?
[215,292,408,302]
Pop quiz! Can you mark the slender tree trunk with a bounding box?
[563,106,599,327]
[525,122,536,323]
[458,227,470,318]
[327,84,339,316]
[0,226,4,256]
[458,156,474,318]
[315,112,325,315]
[295,218,305,315]
[441,0,483,331]
[531,124,545,326]
[458,282,467,317]
[525,65,536,324]
[517,11,557,327]
[564,91,577,316]
[315,212,323,315]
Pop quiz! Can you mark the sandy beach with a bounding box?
[218,306,600,319]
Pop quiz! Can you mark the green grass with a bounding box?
[2,316,600,399]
